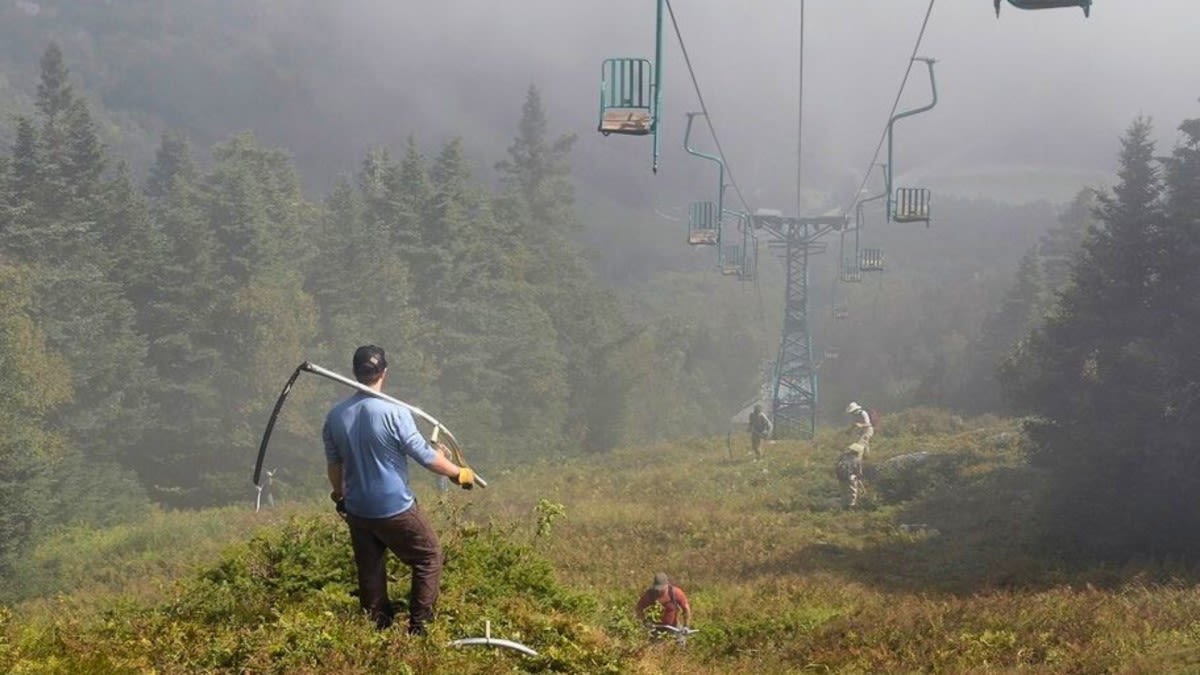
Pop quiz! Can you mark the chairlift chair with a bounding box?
[688,201,720,246]
[599,58,655,136]
[885,58,937,225]
[995,0,1091,16]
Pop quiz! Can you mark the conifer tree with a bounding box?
[34,42,73,123]
[0,262,71,578]
[8,117,39,211]
[496,86,631,451]
[1002,118,1193,557]
[0,45,149,472]
[145,130,197,199]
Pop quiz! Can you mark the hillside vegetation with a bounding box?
[8,410,1200,673]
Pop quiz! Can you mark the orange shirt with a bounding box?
[636,585,690,626]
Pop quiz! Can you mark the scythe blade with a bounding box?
[254,363,305,487]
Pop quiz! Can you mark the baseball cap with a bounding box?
[352,345,388,380]
[651,572,669,591]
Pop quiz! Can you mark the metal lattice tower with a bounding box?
[754,213,846,438]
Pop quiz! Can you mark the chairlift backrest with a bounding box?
[860,248,884,272]
[721,245,742,275]
[893,188,931,224]
[688,201,719,246]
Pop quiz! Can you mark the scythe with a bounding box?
[254,361,487,490]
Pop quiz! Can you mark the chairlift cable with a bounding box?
[843,0,937,216]
[664,0,754,216]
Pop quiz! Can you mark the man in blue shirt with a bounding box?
[324,345,476,634]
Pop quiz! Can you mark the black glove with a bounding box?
[331,491,347,519]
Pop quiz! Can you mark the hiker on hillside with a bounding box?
[635,572,692,634]
[836,442,867,508]
[748,404,773,460]
[324,345,476,635]
[845,401,874,454]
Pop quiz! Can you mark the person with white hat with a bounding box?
[845,401,874,454]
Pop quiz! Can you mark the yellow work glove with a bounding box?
[454,467,476,490]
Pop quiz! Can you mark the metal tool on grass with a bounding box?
[448,620,538,656]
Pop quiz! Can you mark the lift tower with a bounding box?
[753,212,847,439]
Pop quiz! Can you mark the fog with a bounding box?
[281,0,1198,210]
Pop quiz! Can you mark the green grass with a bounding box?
[7,409,1200,673]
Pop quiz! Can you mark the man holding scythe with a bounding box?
[324,345,476,635]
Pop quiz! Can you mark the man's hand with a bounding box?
[454,467,476,490]
[330,491,347,519]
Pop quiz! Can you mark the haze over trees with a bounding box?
[0,3,1196,595]
[0,43,772,574]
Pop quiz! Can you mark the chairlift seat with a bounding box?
[1002,0,1090,16]
[689,230,719,246]
[600,109,653,136]
[599,58,655,136]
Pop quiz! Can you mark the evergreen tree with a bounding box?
[495,84,577,235]
[0,262,71,580]
[0,45,149,472]
[34,42,73,123]
[8,117,39,211]
[496,87,632,451]
[178,132,318,504]
[307,164,430,405]
[394,136,430,254]
[1002,117,1194,558]
[953,190,1094,414]
[145,130,197,199]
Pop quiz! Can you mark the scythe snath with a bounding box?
[254,361,487,490]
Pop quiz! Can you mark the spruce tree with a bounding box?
[1003,118,1189,558]
[145,130,197,199]
[0,263,71,580]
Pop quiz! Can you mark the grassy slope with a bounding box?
[7,410,1200,673]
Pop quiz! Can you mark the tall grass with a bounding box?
[7,409,1200,672]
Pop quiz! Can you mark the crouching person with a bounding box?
[836,442,867,508]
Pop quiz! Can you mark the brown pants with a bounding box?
[345,501,443,632]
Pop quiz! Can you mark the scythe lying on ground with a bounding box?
[254,361,487,492]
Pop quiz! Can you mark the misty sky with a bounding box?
[311,0,1196,211]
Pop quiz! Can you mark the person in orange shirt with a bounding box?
[635,572,692,632]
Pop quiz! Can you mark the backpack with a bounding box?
[867,408,881,430]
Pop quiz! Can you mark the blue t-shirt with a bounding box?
[323,393,438,518]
